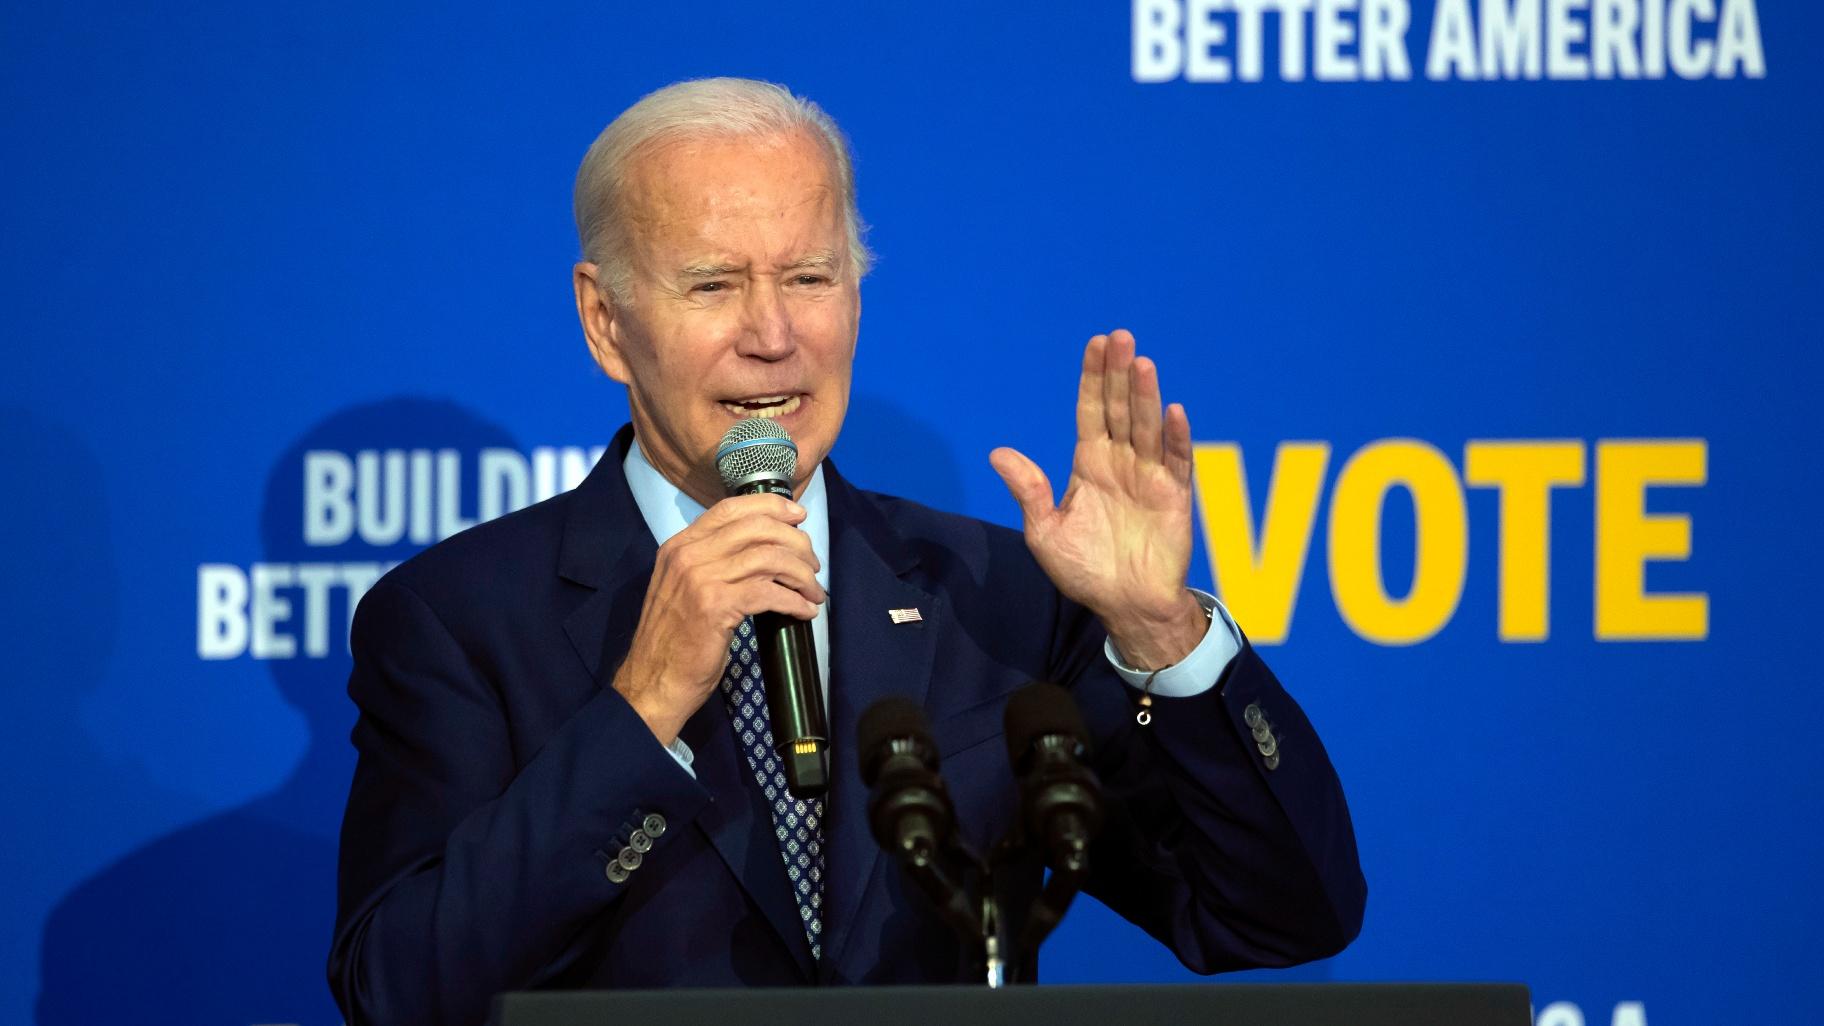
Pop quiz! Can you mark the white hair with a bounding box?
[573,77,872,303]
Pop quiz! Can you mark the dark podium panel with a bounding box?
[496,982,1532,1026]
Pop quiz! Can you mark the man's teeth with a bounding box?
[721,395,801,418]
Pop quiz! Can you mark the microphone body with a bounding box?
[858,698,984,956]
[716,419,830,798]
[1016,737,1102,874]
[750,606,828,797]
[858,698,956,861]
[1000,682,1105,970]
[1003,683,1105,876]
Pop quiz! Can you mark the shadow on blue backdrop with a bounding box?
[832,389,966,514]
[37,398,520,1026]
[0,410,199,1022]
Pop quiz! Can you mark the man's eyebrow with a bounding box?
[675,253,839,279]
[679,262,742,279]
[784,252,839,271]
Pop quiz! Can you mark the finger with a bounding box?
[1076,334,1109,442]
[988,446,1055,527]
[725,547,827,604]
[1163,402,1194,483]
[685,492,820,547]
[687,516,821,573]
[1132,355,1164,465]
[1103,329,1135,446]
[700,492,807,529]
[741,580,823,622]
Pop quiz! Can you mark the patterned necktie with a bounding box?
[720,617,825,960]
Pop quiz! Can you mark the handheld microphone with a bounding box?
[715,417,830,799]
[1003,682,1104,877]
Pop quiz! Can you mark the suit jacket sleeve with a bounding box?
[327,578,711,1026]
[1053,595,1367,971]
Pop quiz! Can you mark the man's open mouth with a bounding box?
[719,394,802,418]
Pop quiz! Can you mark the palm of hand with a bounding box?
[1030,436,1191,620]
[990,329,1199,631]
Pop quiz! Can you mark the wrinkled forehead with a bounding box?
[618,130,845,255]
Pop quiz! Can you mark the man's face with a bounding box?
[577,130,861,506]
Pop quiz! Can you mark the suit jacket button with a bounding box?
[618,847,643,871]
[606,861,630,884]
[1243,703,1264,728]
[1263,752,1281,771]
[628,830,653,853]
[1257,735,1279,758]
[642,813,668,837]
[1251,723,1273,742]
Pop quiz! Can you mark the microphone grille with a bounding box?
[716,417,798,493]
[858,697,937,786]
[1003,681,1092,766]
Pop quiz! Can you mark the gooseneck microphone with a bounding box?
[857,697,984,960]
[715,417,830,799]
[855,685,1108,986]
[1003,682,1104,877]
[858,698,957,863]
[1003,681,1105,969]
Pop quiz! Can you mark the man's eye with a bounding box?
[693,281,727,293]
[792,274,830,286]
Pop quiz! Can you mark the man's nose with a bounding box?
[735,280,796,361]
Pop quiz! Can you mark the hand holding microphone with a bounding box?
[715,418,831,796]
[610,419,828,789]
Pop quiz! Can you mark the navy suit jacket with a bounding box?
[329,426,1365,1026]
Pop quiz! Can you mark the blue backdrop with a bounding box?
[3,2,1818,1024]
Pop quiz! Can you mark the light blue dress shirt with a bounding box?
[619,440,1243,778]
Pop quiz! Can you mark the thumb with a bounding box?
[989,447,1055,526]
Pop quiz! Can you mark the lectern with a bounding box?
[495,982,1531,1026]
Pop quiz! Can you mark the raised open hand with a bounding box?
[990,329,1208,670]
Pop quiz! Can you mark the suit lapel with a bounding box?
[678,679,819,975]
[818,466,942,981]
[557,426,655,684]
[556,425,816,977]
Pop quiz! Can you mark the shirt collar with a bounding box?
[622,435,830,588]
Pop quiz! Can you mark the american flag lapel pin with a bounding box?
[887,607,923,625]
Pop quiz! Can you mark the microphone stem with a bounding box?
[982,893,1006,989]
[904,848,982,949]
[1015,862,1084,969]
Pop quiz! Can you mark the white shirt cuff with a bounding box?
[1102,589,1243,698]
[665,735,697,779]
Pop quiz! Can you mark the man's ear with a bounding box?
[573,262,632,383]
[849,279,863,354]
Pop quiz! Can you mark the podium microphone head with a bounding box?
[1003,681,1102,876]
[1003,681,1092,772]
[859,697,940,787]
[857,696,955,861]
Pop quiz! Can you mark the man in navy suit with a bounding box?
[329,78,1364,1026]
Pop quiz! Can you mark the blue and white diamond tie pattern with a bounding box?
[720,617,825,960]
